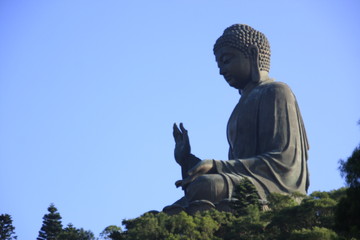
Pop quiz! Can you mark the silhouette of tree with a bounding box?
[336,128,360,239]
[99,225,123,240]
[37,204,62,240]
[0,214,17,240]
[57,223,95,240]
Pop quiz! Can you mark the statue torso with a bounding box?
[227,79,294,159]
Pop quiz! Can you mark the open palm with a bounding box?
[173,123,191,166]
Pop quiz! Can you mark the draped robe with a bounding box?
[215,77,309,200]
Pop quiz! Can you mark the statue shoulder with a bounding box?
[259,81,295,100]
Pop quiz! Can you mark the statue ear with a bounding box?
[249,45,260,82]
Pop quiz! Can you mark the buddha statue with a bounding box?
[164,24,309,214]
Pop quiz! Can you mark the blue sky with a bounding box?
[1,0,359,239]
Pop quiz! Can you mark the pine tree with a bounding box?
[231,178,261,216]
[37,204,63,240]
[0,214,17,240]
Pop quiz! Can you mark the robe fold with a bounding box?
[215,78,309,200]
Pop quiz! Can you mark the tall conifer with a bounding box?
[0,214,17,240]
[37,204,63,240]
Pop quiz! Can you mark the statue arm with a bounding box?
[181,154,201,179]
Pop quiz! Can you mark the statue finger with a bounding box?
[173,123,182,140]
[179,122,187,134]
[179,123,190,142]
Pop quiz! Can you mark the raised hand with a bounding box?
[173,123,191,166]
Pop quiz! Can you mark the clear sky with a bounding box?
[1,0,359,239]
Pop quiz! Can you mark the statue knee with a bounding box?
[186,174,228,203]
[193,175,213,185]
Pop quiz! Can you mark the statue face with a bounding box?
[215,46,251,90]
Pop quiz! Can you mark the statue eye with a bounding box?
[222,55,233,64]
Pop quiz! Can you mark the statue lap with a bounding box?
[186,174,229,204]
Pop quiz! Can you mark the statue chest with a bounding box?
[227,91,261,159]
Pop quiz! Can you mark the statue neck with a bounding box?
[258,71,270,81]
[239,71,270,95]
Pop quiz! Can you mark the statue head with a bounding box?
[214,24,271,90]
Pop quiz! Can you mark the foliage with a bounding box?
[289,227,339,240]
[37,204,63,240]
[266,191,338,239]
[335,143,360,239]
[231,178,261,216]
[32,186,356,239]
[319,188,347,202]
[0,214,17,240]
[122,211,220,240]
[339,145,360,188]
[99,225,123,240]
[266,192,299,213]
[113,188,355,240]
[57,224,95,240]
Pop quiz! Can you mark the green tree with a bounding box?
[57,224,95,240]
[231,178,261,216]
[0,214,17,240]
[111,174,358,240]
[266,192,298,213]
[336,143,360,238]
[339,145,360,188]
[289,227,339,240]
[122,211,221,240]
[99,225,123,240]
[266,192,337,239]
[37,204,63,240]
[120,197,360,240]
[324,188,347,202]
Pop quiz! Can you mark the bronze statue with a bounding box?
[164,24,309,214]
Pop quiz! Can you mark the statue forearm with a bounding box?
[181,154,201,179]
